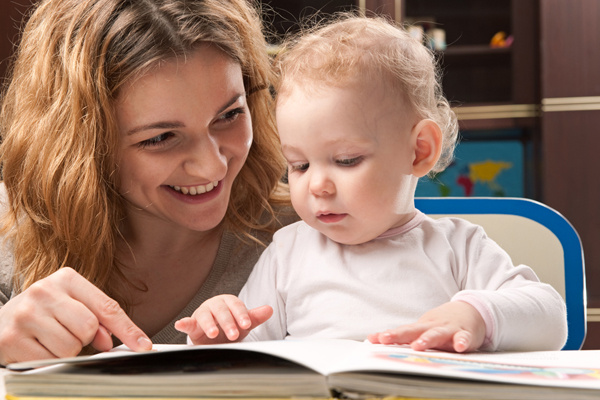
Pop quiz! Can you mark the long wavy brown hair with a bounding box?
[0,0,288,306]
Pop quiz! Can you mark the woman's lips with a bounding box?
[165,180,223,203]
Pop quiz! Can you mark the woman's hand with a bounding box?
[368,301,486,353]
[175,294,272,344]
[0,267,152,365]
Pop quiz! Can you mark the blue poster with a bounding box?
[416,140,524,197]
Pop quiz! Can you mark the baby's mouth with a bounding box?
[169,181,219,195]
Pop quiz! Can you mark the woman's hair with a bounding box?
[274,15,459,173]
[0,0,287,303]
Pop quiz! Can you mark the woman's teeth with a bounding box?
[170,181,218,195]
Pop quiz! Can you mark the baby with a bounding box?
[176,15,567,353]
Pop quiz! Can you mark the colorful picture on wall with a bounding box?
[416,140,524,197]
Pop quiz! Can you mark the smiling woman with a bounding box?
[116,45,253,233]
[0,0,293,365]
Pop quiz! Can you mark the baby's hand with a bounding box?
[174,294,273,345]
[367,301,486,353]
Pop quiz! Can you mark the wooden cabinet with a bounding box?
[0,0,32,82]
[539,0,600,350]
[403,0,531,105]
[263,0,358,42]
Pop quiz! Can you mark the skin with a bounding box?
[0,44,257,364]
[0,267,151,364]
[180,79,486,353]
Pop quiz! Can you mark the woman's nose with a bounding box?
[182,134,227,179]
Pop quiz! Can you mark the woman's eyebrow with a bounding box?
[126,93,246,136]
[217,93,246,115]
[126,121,185,136]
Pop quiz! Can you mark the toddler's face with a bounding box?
[276,80,420,245]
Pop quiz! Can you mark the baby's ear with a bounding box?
[411,119,442,178]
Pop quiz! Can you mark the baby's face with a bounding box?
[276,80,420,245]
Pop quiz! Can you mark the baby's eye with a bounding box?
[289,162,309,173]
[138,132,174,148]
[336,156,363,167]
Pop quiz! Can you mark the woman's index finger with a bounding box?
[58,268,153,352]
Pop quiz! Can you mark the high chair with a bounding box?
[415,197,586,350]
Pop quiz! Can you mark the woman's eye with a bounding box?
[138,132,174,148]
[220,107,245,123]
[336,156,362,167]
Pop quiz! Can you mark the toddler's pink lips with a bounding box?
[317,213,347,223]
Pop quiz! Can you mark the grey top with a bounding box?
[152,226,287,344]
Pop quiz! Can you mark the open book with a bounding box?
[5,338,600,399]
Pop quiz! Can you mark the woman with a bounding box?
[0,0,292,365]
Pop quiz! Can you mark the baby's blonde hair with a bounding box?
[274,15,458,173]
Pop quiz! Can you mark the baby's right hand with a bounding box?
[174,294,273,345]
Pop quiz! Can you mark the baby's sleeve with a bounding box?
[450,222,567,351]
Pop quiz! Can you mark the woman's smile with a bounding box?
[170,181,219,195]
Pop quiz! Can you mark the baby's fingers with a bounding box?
[175,295,252,344]
[411,327,456,352]
[452,330,475,353]
[368,325,424,346]
[204,296,253,341]
[174,317,210,344]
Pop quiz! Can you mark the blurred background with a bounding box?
[1,0,599,348]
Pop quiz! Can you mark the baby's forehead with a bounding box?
[276,81,417,144]
[276,75,410,112]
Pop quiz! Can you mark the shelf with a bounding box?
[454,104,539,120]
[440,45,511,56]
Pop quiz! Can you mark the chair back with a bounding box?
[415,197,586,350]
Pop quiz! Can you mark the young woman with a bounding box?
[0,0,293,365]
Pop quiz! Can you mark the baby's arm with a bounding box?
[368,301,486,353]
[175,295,273,344]
[370,219,569,352]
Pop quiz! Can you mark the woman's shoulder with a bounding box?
[272,203,300,228]
[251,203,299,242]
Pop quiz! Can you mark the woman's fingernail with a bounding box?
[138,336,153,350]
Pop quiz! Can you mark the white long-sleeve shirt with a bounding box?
[239,210,567,351]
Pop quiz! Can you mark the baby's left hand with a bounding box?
[367,301,486,353]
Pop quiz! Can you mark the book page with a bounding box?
[329,343,600,391]
[9,338,600,392]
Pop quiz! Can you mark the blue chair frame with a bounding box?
[415,197,587,350]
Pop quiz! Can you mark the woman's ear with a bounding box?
[411,119,443,178]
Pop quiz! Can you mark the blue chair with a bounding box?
[415,197,586,350]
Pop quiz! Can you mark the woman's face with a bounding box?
[115,45,252,233]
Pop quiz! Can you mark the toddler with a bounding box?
[176,15,567,352]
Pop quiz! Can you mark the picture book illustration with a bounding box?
[371,347,600,385]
